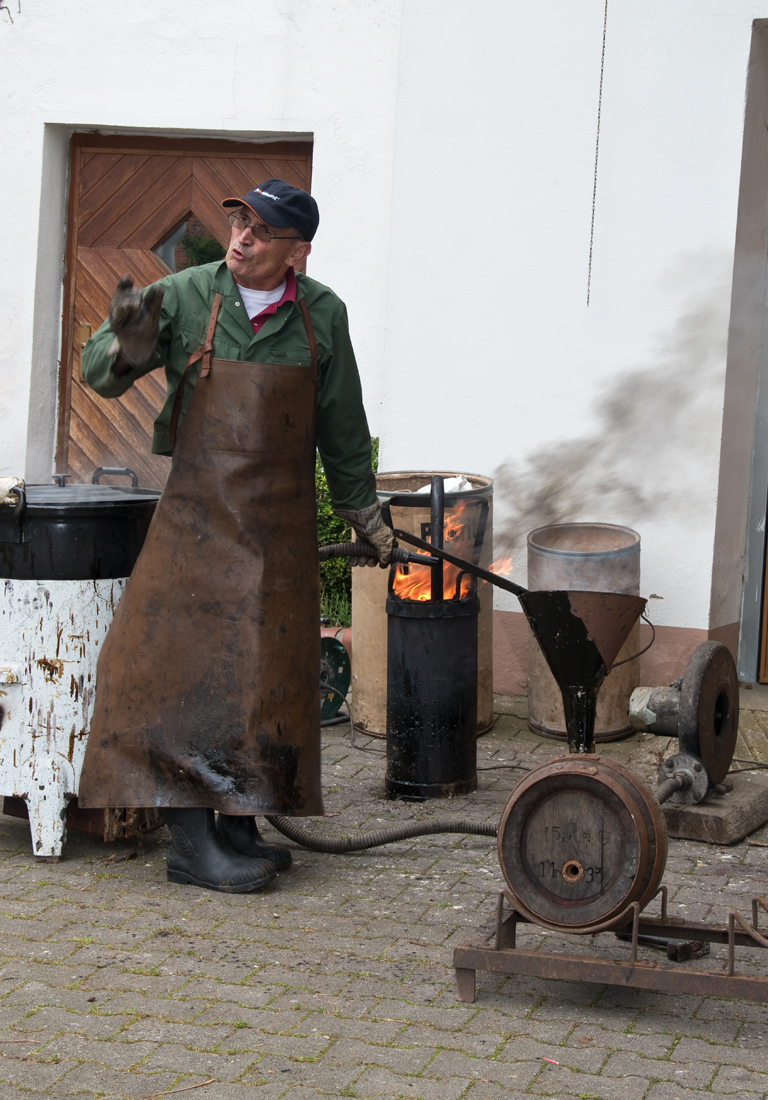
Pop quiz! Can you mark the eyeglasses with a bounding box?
[227,212,302,243]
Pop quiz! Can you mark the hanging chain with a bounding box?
[587,0,609,306]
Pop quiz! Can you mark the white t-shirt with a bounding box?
[236,280,287,320]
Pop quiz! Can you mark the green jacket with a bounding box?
[82,262,377,511]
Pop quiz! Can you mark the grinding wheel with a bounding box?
[678,641,738,785]
[497,755,667,933]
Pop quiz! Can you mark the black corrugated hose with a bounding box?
[265,814,497,853]
[318,542,423,563]
[294,539,499,852]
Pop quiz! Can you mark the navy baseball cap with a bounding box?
[222,178,319,241]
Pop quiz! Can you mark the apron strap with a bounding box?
[169,293,222,451]
[169,291,316,451]
[299,298,318,383]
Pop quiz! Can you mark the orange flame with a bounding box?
[392,499,477,602]
[489,556,514,576]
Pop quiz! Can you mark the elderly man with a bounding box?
[77,179,392,893]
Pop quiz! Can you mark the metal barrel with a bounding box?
[385,594,480,800]
[351,471,494,737]
[527,523,641,742]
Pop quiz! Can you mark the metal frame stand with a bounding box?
[453,890,768,1003]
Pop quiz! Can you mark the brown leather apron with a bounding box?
[78,295,323,815]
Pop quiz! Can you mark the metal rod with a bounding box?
[394,528,528,598]
[430,476,444,602]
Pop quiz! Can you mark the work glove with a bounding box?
[107,275,164,369]
[334,500,394,568]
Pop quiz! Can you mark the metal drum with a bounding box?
[0,474,160,858]
[351,472,494,737]
[527,523,641,742]
[385,594,480,800]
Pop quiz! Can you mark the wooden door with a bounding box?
[56,134,313,489]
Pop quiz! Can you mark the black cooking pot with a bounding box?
[0,469,160,581]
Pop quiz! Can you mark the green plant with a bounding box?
[179,231,226,267]
[316,437,379,627]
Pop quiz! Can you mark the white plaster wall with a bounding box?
[1,0,766,637]
[380,1,763,632]
[0,0,402,479]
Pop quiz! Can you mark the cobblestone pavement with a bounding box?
[1,706,768,1099]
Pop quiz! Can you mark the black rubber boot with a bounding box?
[164,808,276,893]
[216,814,292,871]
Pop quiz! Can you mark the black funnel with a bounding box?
[518,590,646,753]
[391,528,647,753]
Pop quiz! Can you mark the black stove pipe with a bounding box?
[429,475,444,602]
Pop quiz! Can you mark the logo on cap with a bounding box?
[255,188,280,202]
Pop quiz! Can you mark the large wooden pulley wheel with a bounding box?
[678,641,738,786]
[497,756,667,933]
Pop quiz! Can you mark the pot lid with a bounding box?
[1,484,161,510]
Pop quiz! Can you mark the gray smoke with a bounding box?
[493,252,731,564]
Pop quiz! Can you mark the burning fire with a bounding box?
[392,502,514,601]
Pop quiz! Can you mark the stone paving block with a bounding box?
[467,1013,570,1042]
[0,1084,54,1099]
[289,1011,403,1043]
[498,1034,607,1071]
[382,942,449,966]
[529,1061,650,1099]
[428,1049,540,1087]
[367,999,477,1030]
[387,1023,501,1058]
[174,977,281,1006]
[243,1054,360,1091]
[14,1006,100,1035]
[713,1063,768,1093]
[632,1011,742,1042]
[47,1065,178,1096]
[119,1019,232,1049]
[160,957,264,984]
[463,1085,530,1100]
[192,1003,296,1034]
[215,1006,320,1034]
[0,915,69,940]
[39,1034,157,1069]
[0,1053,79,1090]
[645,1085,761,1100]
[312,951,412,979]
[737,1020,768,1044]
[271,992,379,1019]
[351,1065,469,1099]
[319,1035,434,1074]
[0,935,76,963]
[136,1042,257,1078]
[0,1003,39,1032]
[564,1027,676,1057]
[243,1032,331,1060]
[98,992,209,1021]
[603,1049,715,1087]
[157,1084,287,1100]
[675,1035,768,1071]
[24,1011,137,1041]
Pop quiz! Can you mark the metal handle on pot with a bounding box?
[8,486,26,520]
[0,486,27,545]
[92,466,139,487]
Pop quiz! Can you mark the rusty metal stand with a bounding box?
[453,890,768,1004]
